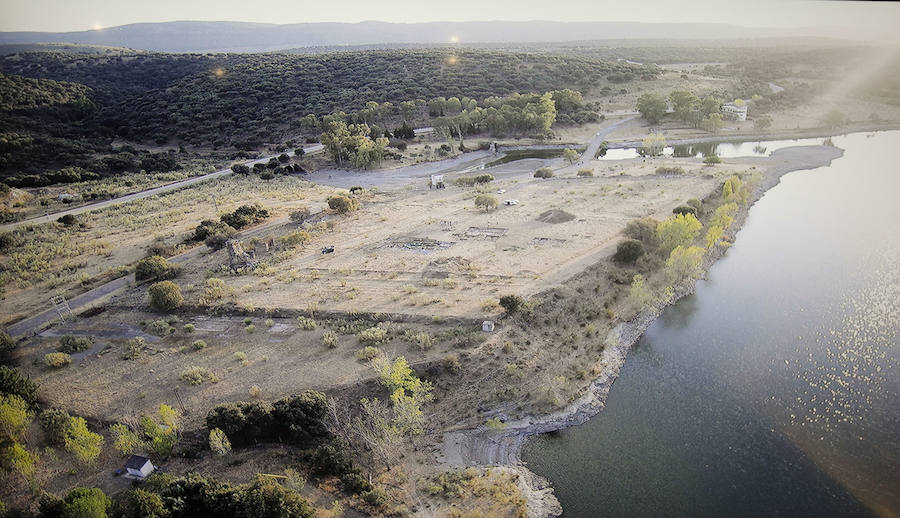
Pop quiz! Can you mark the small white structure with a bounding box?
[57,193,76,202]
[414,127,435,136]
[125,455,155,479]
[482,320,495,332]
[503,199,519,206]
[431,174,445,189]
[722,102,748,121]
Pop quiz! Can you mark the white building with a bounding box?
[482,320,495,332]
[124,455,155,478]
[722,102,748,121]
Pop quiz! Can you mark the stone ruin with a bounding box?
[226,239,259,271]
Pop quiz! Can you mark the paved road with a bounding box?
[0,144,324,232]
[577,115,639,166]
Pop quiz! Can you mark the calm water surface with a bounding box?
[522,131,900,517]
[599,136,834,160]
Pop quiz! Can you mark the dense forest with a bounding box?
[0,48,653,181]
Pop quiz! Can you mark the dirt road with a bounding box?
[0,144,324,233]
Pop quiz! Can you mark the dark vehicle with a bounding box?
[321,246,335,254]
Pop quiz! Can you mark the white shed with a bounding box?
[482,320,495,332]
[125,455,155,478]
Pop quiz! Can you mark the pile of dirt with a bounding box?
[536,209,575,224]
[423,256,474,278]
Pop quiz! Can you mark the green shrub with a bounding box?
[356,346,381,361]
[577,168,594,177]
[245,324,257,334]
[191,340,207,351]
[534,167,554,178]
[613,239,645,264]
[474,194,498,211]
[327,194,359,214]
[357,326,387,344]
[180,366,218,385]
[58,335,93,354]
[44,352,72,368]
[122,337,146,360]
[454,176,477,187]
[703,154,721,164]
[672,205,697,217]
[135,255,180,281]
[183,324,195,333]
[145,318,174,336]
[474,174,494,184]
[148,281,183,311]
[655,166,685,175]
[686,198,702,211]
[279,230,311,248]
[322,330,338,348]
[297,317,317,330]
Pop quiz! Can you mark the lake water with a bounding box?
[521,131,900,517]
[598,136,838,160]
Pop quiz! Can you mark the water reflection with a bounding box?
[600,136,835,160]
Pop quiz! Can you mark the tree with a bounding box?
[135,256,179,281]
[499,294,524,314]
[705,224,725,249]
[700,113,724,133]
[641,133,667,157]
[0,366,38,406]
[636,93,667,124]
[699,96,722,118]
[627,274,653,312]
[474,194,498,211]
[61,487,111,518]
[613,239,645,264]
[723,176,750,205]
[624,218,660,249]
[209,428,232,456]
[120,489,167,518]
[711,202,738,229]
[563,148,579,164]
[666,245,705,280]
[327,194,359,215]
[669,90,699,123]
[110,423,143,456]
[656,213,702,254]
[148,281,183,311]
[0,394,30,443]
[64,417,104,464]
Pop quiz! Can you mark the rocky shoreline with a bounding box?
[439,143,845,518]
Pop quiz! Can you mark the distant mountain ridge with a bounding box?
[0,20,837,53]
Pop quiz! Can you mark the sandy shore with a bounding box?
[439,144,845,518]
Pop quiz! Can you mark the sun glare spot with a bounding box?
[92,23,103,31]
[447,56,458,65]
[449,35,459,43]
[214,68,226,78]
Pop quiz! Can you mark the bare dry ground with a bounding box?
[190,158,733,321]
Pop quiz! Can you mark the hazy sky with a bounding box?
[1,0,898,41]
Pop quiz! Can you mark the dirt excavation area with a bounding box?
[219,159,737,320]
